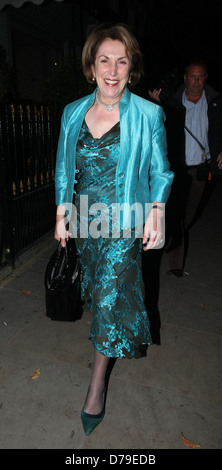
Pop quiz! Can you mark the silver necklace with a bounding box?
[96,90,121,111]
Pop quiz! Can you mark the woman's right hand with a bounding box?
[54,206,69,247]
[54,221,67,247]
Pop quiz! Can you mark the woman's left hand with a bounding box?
[142,203,165,251]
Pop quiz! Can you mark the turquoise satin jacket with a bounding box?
[55,88,174,225]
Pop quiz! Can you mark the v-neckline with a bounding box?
[83,120,120,140]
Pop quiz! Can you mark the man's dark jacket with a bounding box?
[164,84,222,175]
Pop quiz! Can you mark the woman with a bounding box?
[54,23,174,435]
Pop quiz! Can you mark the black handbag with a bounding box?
[45,239,83,322]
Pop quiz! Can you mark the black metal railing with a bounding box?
[0,101,61,267]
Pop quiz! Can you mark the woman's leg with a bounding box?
[83,350,110,415]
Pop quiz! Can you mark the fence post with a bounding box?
[0,101,60,268]
[0,102,16,267]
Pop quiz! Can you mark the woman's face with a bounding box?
[91,38,131,103]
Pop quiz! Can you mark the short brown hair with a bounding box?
[82,23,143,87]
[185,59,208,76]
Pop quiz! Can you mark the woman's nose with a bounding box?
[109,62,117,75]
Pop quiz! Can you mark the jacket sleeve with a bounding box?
[149,106,174,203]
[55,108,68,206]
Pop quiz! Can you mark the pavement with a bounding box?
[0,178,222,453]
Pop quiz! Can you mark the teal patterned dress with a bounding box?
[74,121,152,358]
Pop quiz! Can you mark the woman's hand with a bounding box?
[142,203,165,251]
[54,205,70,247]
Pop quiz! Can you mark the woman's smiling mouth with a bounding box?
[104,79,119,86]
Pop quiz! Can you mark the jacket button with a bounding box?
[119,172,125,178]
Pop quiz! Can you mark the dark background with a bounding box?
[0,0,221,103]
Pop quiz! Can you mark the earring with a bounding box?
[128,77,131,84]
[92,77,95,82]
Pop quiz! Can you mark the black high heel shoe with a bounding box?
[81,388,107,436]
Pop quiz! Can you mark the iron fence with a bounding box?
[0,101,61,267]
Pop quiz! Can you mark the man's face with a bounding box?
[184,65,207,97]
